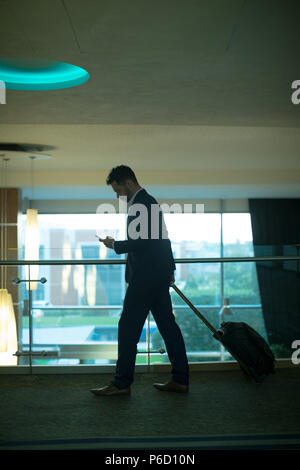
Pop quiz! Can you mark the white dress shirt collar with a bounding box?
[127,187,144,208]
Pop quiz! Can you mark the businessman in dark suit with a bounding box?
[90,165,189,396]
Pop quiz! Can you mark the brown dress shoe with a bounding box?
[153,380,189,393]
[90,382,131,396]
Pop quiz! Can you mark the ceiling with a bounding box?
[0,0,299,197]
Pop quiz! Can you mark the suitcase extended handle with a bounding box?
[171,283,222,340]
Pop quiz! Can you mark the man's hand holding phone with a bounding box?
[95,235,115,249]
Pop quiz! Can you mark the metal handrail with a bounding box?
[1,255,300,265]
[30,304,262,310]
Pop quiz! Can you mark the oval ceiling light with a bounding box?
[0,58,89,90]
[0,143,54,160]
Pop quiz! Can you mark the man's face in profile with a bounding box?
[111,180,132,200]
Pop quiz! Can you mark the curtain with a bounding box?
[249,199,300,350]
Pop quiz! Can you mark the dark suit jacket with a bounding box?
[113,189,176,284]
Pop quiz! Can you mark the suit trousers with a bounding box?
[113,279,189,389]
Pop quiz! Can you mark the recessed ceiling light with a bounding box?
[0,58,89,90]
[0,143,54,160]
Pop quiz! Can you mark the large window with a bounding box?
[19,211,265,366]
[151,213,265,363]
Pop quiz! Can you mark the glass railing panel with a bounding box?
[172,261,222,307]
[223,261,260,305]
[27,263,126,366]
[1,255,299,369]
[251,257,299,360]
[150,258,299,363]
[149,307,221,365]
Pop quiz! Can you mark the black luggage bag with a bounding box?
[171,283,275,383]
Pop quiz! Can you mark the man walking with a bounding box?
[90,165,189,396]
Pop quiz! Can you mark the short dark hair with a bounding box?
[106,165,138,185]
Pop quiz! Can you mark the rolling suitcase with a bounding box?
[171,283,275,383]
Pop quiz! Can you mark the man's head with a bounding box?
[106,165,141,200]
